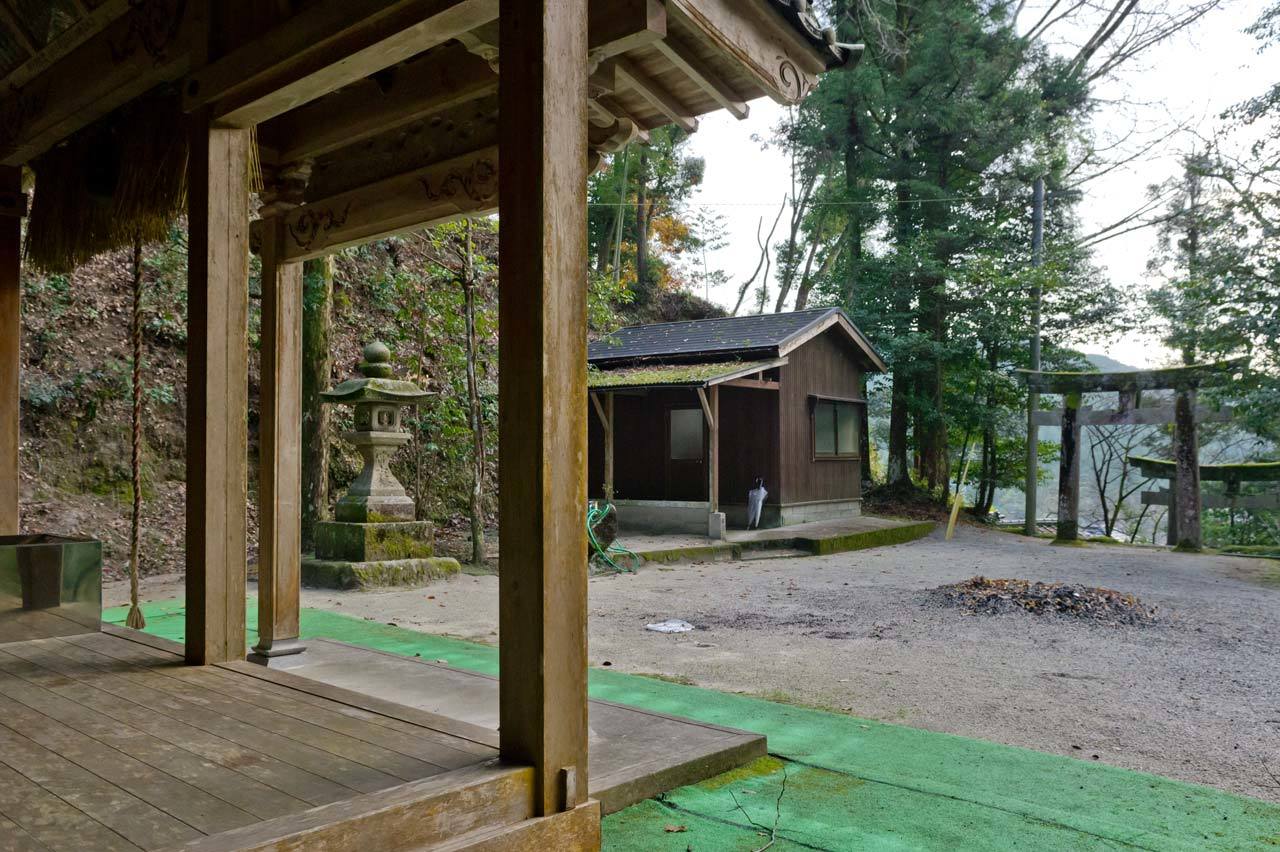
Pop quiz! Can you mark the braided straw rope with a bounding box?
[126,236,145,630]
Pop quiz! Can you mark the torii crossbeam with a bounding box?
[1016,358,1247,550]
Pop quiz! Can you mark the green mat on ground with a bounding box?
[105,600,1280,851]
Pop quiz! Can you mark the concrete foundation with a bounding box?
[615,500,714,537]
[723,499,861,530]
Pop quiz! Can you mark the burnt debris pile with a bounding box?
[932,576,1158,626]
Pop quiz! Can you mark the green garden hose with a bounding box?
[587,501,639,573]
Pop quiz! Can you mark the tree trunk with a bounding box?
[300,257,333,554]
[462,220,487,567]
[886,174,913,486]
[634,149,650,300]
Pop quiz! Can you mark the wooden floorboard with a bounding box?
[0,631,503,852]
[0,642,357,806]
[172,663,487,769]
[0,762,141,852]
[0,723,199,849]
[35,639,405,794]
[0,813,54,852]
[0,682,261,835]
[63,634,446,782]
[0,646,313,819]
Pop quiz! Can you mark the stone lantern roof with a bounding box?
[320,342,432,406]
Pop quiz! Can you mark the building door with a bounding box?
[666,406,706,501]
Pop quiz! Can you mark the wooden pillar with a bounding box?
[254,222,304,657]
[0,166,20,536]
[1054,393,1081,542]
[698,386,719,512]
[604,393,614,502]
[185,119,251,665]
[497,0,590,818]
[1173,387,1202,550]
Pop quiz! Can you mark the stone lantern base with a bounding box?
[301,520,460,590]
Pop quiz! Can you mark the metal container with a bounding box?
[0,534,101,643]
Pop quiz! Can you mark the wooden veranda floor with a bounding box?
[0,627,499,851]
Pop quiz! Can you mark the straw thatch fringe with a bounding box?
[26,89,189,273]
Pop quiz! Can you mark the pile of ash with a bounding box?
[931,576,1158,626]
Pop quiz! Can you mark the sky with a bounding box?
[680,0,1275,369]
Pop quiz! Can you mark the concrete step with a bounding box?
[739,547,810,561]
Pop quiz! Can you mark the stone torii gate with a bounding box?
[1129,456,1280,546]
[1017,358,1246,549]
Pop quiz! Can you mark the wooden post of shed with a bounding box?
[698,386,719,512]
[0,166,21,535]
[1054,392,1081,543]
[185,119,251,665]
[604,393,615,501]
[497,0,592,821]
[254,221,304,658]
[1172,387,1202,550]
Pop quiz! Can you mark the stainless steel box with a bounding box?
[0,534,102,643]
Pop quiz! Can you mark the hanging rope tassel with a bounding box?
[126,235,146,631]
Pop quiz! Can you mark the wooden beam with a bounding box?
[667,0,826,105]
[498,0,590,818]
[1017,357,1249,394]
[614,57,697,133]
[1031,405,1233,427]
[262,145,499,262]
[590,97,651,143]
[588,0,666,60]
[0,2,38,56]
[185,119,251,666]
[0,0,195,167]
[653,33,748,119]
[708,386,719,512]
[185,0,499,127]
[1,0,130,92]
[589,392,608,430]
[253,221,304,658]
[720,377,778,391]
[1143,490,1280,511]
[258,45,497,166]
[0,166,19,535]
[695,387,716,431]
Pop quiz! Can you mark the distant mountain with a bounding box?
[1083,353,1139,373]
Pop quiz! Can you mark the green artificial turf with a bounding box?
[105,600,1280,851]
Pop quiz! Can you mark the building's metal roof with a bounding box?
[588,307,885,371]
[587,358,785,391]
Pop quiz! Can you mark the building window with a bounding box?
[669,408,704,461]
[812,398,859,459]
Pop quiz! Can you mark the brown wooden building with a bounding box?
[0,1,855,849]
[588,308,884,536]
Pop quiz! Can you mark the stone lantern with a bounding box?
[302,342,460,589]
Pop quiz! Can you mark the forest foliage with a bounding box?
[17,0,1280,568]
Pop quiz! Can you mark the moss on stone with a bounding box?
[301,556,460,590]
[800,522,935,556]
[314,520,434,562]
[634,544,741,564]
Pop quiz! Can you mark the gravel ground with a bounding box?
[112,526,1280,802]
